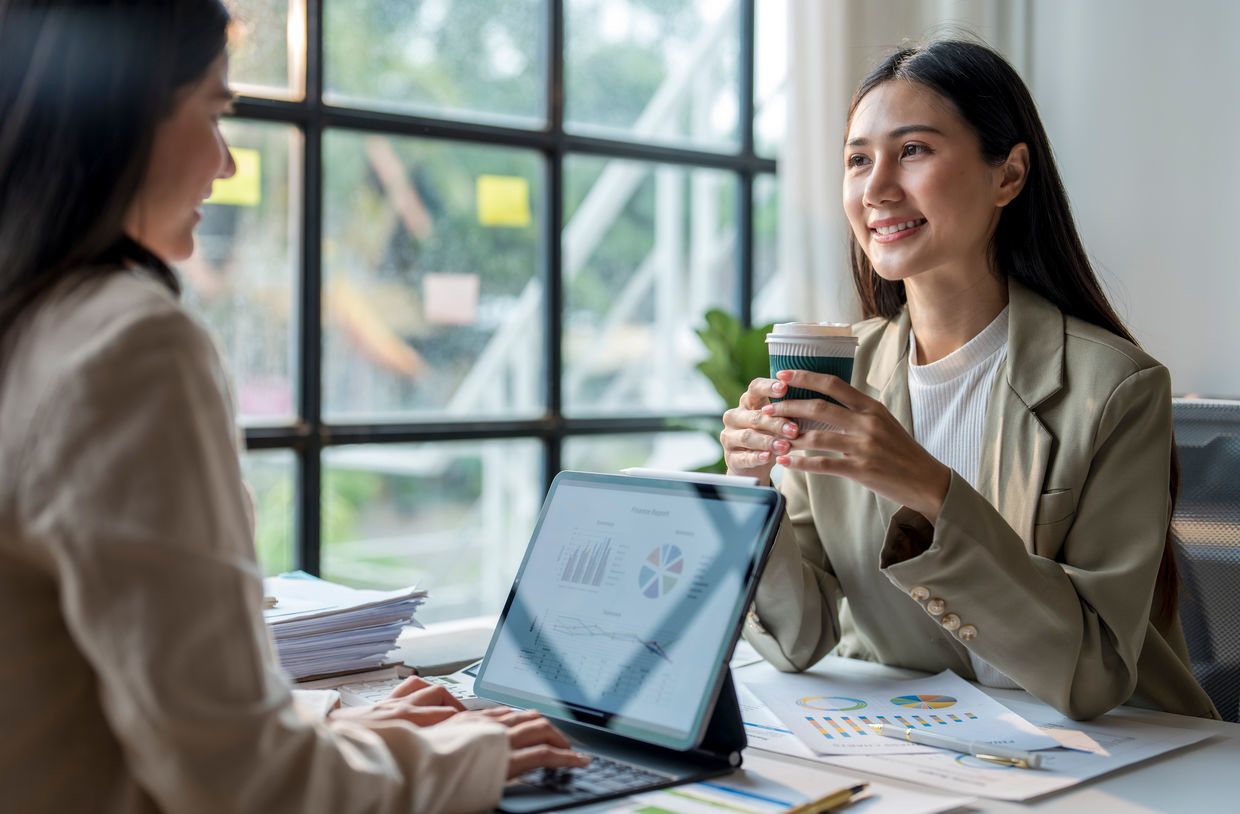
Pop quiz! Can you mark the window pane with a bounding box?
[227,0,304,100]
[563,155,735,416]
[321,441,543,623]
[187,120,299,425]
[563,432,720,474]
[565,0,739,151]
[324,0,546,127]
[754,0,787,158]
[242,449,297,576]
[753,173,790,325]
[322,131,544,421]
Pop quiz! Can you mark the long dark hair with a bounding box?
[847,39,1181,619]
[0,0,230,345]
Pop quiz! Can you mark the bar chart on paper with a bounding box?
[805,712,981,740]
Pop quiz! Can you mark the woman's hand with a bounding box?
[444,708,591,778]
[721,377,801,485]
[765,370,951,522]
[328,676,466,728]
[330,677,590,777]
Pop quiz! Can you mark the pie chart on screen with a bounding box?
[638,544,684,599]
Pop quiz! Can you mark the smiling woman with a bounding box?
[720,39,1218,723]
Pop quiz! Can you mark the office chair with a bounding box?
[1172,398,1240,723]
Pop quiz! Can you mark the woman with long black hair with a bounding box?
[0,2,585,811]
[722,39,1218,721]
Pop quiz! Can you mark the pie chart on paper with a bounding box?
[890,694,958,709]
[638,544,684,599]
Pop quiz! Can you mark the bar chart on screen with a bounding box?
[556,528,624,589]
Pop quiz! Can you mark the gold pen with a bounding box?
[783,782,868,814]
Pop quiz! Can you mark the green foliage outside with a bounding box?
[691,309,776,473]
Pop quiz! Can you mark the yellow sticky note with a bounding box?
[206,147,261,207]
[476,174,531,227]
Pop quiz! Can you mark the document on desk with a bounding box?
[752,695,1211,802]
[580,752,971,814]
[746,668,1059,755]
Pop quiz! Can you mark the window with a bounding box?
[194,0,778,611]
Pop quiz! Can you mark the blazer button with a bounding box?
[940,613,961,631]
[926,598,946,616]
[958,624,978,641]
[909,586,931,602]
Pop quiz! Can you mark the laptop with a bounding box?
[474,470,784,813]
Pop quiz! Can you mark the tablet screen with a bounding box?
[475,472,782,750]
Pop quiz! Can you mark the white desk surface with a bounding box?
[735,656,1240,814]
[398,621,1240,812]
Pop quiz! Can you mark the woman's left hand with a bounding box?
[765,369,951,523]
[328,676,466,727]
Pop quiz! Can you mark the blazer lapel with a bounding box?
[978,280,1065,544]
[864,312,913,526]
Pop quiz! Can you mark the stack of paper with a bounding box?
[263,572,427,681]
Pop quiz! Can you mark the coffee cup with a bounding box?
[766,323,858,431]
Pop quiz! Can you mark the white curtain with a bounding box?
[769,0,1029,324]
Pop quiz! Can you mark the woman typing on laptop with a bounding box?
[0,2,585,812]
[721,40,1217,721]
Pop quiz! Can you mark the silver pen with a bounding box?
[867,723,1044,769]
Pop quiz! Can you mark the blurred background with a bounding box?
[196,0,1238,624]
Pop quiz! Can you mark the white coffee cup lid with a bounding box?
[768,322,853,338]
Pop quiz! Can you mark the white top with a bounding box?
[908,306,1021,689]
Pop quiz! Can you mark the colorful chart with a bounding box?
[805,714,883,739]
[803,711,980,740]
[890,694,958,709]
[638,544,684,599]
[796,696,867,711]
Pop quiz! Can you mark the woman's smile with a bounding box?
[870,216,928,243]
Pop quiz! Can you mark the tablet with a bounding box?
[474,470,784,751]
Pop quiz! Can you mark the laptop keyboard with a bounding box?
[515,755,672,798]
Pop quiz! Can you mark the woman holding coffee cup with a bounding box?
[723,39,1217,720]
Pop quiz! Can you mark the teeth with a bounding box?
[874,219,925,235]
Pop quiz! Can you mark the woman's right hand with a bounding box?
[721,377,800,485]
[445,708,591,778]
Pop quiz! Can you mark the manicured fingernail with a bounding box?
[783,423,798,437]
[776,455,790,466]
[758,451,771,462]
[773,440,790,453]
[772,381,786,394]
[777,370,793,381]
[761,404,775,415]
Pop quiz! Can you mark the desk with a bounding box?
[396,622,1240,813]
[735,656,1240,814]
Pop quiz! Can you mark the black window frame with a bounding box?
[233,0,778,576]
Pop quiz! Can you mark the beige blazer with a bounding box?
[0,269,508,813]
[744,280,1219,721]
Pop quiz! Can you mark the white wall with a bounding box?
[1028,0,1240,397]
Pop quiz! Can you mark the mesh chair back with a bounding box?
[1173,398,1240,722]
